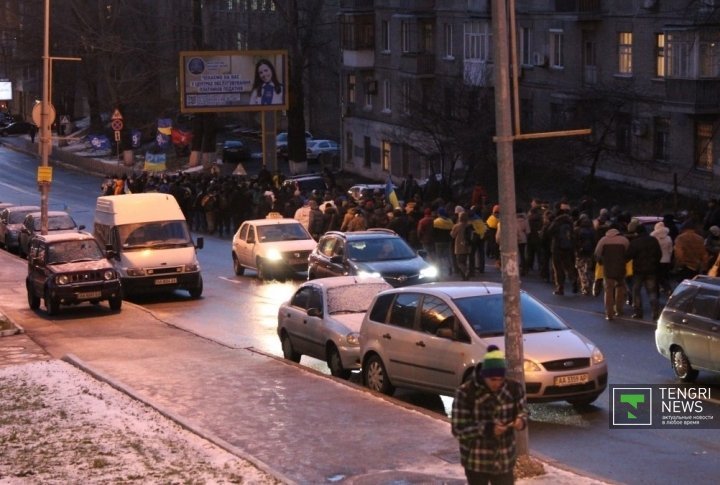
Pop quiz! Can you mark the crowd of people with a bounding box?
[101,170,720,320]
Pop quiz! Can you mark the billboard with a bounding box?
[0,81,11,101]
[179,50,288,113]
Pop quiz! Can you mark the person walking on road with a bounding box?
[626,224,662,320]
[594,224,630,320]
[452,346,529,485]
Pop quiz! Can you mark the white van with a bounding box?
[94,193,204,298]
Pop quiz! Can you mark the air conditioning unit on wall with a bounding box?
[532,52,548,67]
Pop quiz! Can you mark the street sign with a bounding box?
[111,109,123,120]
[111,119,124,131]
[37,166,53,183]
[114,130,121,142]
[31,102,56,127]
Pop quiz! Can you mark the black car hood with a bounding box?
[351,256,430,275]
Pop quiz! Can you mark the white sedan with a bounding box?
[306,139,339,160]
[277,276,391,378]
[231,215,317,280]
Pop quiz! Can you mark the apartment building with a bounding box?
[339,0,720,199]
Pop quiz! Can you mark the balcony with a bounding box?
[343,50,375,69]
[399,53,436,76]
[554,0,602,19]
[664,78,720,114]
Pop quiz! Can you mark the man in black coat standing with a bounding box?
[626,224,662,320]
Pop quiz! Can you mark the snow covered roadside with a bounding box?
[0,360,280,484]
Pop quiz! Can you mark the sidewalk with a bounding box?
[0,136,613,484]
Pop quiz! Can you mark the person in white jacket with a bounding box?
[651,221,674,296]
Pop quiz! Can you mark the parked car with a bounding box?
[0,205,40,253]
[655,275,720,382]
[308,229,438,287]
[231,215,317,280]
[19,211,83,258]
[0,121,37,136]
[222,139,251,164]
[359,282,608,406]
[347,184,391,202]
[25,232,122,315]
[306,139,339,161]
[277,275,391,378]
[281,174,328,196]
[276,131,312,155]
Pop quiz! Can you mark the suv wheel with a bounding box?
[363,355,395,395]
[44,288,59,316]
[109,294,122,312]
[27,284,40,310]
[257,258,270,281]
[188,276,203,299]
[327,345,351,379]
[671,348,699,382]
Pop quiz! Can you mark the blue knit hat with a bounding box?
[481,345,506,378]
[437,207,448,217]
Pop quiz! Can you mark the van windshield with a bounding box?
[117,221,192,249]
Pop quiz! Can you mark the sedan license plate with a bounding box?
[155,277,178,285]
[77,291,101,300]
[554,373,589,387]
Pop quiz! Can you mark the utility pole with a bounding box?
[39,0,52,235]
[491,0,528,455]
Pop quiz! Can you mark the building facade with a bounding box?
[339,0,720,199]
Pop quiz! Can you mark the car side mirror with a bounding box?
[307,307,322,317]
[78,224,86,231]
[330,255,343,264]
[195,236,204,250]
[418,249,428,259]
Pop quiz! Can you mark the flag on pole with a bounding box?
[385,176,399,209]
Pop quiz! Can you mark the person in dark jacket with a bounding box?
[546,209,577,295]
[626,224,662,320]
[595,225,630,320]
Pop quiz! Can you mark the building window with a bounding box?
[236,31,248,50]
[348,74,356,104]
[382,79,391,113]
[655,34,665,78]
[520,27,531,66]
[401,21,412,53]
[696,123,714,171]
[616,114,632,155]
[443,23,453,58]
[699,31,720,78]
[364,136,371,168]
[464,21,493,62]
[364,80,374,109]
[381,20,390,52]
[667,32,692,78]
[583,39,597,84]
[382,140,391,172]
[653,117,669,162]
[618,32,633,75]
[549,30,564,68]
[346,131,354,165]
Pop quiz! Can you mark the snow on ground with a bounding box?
[0,360,279,484]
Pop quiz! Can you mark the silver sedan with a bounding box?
[277,276,391,378]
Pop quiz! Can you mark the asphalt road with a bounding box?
[1,142,719,484]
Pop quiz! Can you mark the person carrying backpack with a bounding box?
[574,214,597,296]
[547,209,577,295]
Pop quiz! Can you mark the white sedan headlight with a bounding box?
[591,346,605,365]
[265,249,283,261]
[523,359,542,372]
[358,270,381,278]
[420,265,439,279]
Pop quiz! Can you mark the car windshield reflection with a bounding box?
[347,238,416,262]
[257,223,312,242]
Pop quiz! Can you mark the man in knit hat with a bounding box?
[452,345,529,484]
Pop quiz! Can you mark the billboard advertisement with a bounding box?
[179,50,288,113]
[0,81,12,101]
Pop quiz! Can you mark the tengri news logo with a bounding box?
[611,387,652,426]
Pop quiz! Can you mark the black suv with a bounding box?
[26,232,122,315]
[308,229,438,287]
[655,275,720,382]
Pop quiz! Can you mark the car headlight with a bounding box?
[56,274,69,285]
[420,265,439,279]
[346,332,360,346]
[265,249,283,261]
[358,270,381,278]
[186,263,200,272]
[523,359,542,372]
[591,346,605,365]
[102,270,116,281]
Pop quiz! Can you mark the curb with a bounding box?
[61,353,297,485]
